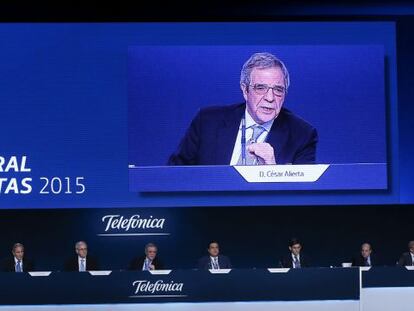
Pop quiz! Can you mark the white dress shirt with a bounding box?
[230,109,275,165]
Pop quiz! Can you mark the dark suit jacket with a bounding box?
[2,257,34,272]
[64,256,99,271]
[129,255,164,270]
[398,252,414,266]
[279,253,310,268]
[168,103,318,165]
[351,254,378,267]
[198,255,232,269]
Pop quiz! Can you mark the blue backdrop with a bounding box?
[0,22,401,208]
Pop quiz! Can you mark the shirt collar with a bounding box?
[14,257,22,264]
[78,256,86,261]
[291,253,300,260]
[245,109,274,133]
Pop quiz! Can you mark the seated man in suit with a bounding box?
[2,243,34,272]
[64,241,99,272]
[352,242,376,267]
[398,240,414,266]
[279,238,310,268]
[198,241,232,269]
[129,243,164,271]
[168,52,318,166]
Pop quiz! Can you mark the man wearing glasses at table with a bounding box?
[64,241,99,272]
[168,52,318,166]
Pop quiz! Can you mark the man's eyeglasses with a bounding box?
[250,84,286,96]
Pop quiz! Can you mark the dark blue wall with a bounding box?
[0,205,412,271]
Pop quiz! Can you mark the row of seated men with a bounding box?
[3,238,414,272]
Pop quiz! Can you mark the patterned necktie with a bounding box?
[80,259,86,272]
[294,256,301,269]
[212,257,219,269]
[237,125,266,165]
[144,258,151,271]
[16,260,22,273]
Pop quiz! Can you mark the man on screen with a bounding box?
[168,52,318,165]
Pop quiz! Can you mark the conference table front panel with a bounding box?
[0,268,359,305]
[361,266,414,311]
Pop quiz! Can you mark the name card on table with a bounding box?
[234,165,329,183]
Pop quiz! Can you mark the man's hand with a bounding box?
[247,143,276,165]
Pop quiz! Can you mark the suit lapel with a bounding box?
[215,104,245,164]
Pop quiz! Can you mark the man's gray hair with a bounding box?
[12,243,24,252]
[361,242,372,250]
[75,241,87,249]
[240,52,290,91]
[145,242,157,252]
